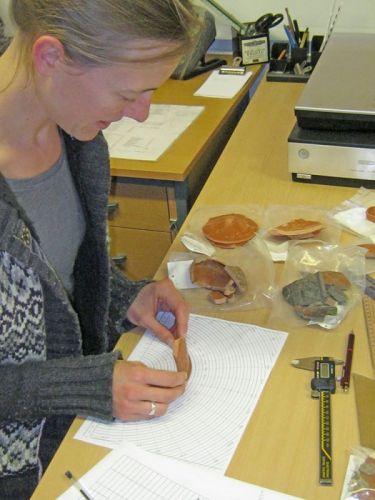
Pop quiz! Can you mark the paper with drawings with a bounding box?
[103,104,204,161]
[59,441,301,500]
[75,312,287,473]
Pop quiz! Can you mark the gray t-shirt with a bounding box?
[6,144,86,293]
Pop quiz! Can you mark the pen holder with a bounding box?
[268,42,289,73]
[311,35,324,52]
[310,51,321,68]
[271,42,289,60]
[266,33,323,83]
[290,47,308,65]
[269,59,288,73]
[309,35,323,68]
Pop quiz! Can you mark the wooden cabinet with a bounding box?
[108,177,173,279]
[108,226,172,280]
[108,178,171,231]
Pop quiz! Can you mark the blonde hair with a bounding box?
[10,0,199,66]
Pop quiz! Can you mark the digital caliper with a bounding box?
[310,357,336,485]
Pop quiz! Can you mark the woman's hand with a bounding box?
[127,278,189,346]
[112,360,187,420]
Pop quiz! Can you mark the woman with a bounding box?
[0,0,198,497]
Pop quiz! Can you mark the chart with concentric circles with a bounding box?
[76,313,287,473]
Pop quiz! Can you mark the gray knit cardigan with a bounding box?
[0,131,149,498]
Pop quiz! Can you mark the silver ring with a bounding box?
[148,401,156,416]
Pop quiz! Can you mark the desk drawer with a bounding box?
[109,178,170,231]
[109,226,172,280]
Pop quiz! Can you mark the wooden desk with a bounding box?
[108,63,262,280]
[32,77,373,500]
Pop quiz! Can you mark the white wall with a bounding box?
[197,0,375,41]
[1,0,375,40]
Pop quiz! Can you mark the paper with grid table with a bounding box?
[75,312,287,474]
[59,441,301,500]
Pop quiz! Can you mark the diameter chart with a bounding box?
[75,313,287,473]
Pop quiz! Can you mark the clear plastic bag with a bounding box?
[269,242,366,329]
[260,204,342,262]
[342,239,375,275]
[330,187,375,240]
[341,447,375,499]
[183,204,263,248]
[167,236,275,313]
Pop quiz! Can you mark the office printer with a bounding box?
[288,33,375,187]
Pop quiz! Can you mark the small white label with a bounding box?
[241,36,269,64]
[180,232,215,256]
[167,260,198,289]
[296,173,312,179]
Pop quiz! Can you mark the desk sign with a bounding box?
[239,34,269,65]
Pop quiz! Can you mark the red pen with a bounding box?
[341,331,355,392]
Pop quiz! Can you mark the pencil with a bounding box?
[285,7,297,44]
[65,470,92,500]
[299,28,309,48]
[283,25,297,48]
[340,331,355,392]
[293,19,301,45]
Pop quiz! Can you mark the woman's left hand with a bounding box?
[127,278,189,346]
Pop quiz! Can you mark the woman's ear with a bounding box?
[32,35,66,75]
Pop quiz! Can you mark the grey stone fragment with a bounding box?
[282,271,351,321]
[282,272,325,306]
[294,304,338,320]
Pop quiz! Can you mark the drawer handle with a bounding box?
[112,255,127,269]
[107,202,119,218]
[169,219,178,239]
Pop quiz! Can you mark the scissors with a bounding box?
[245,13,284,36]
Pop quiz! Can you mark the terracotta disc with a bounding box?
[202,213,258,247]
[269,218,324,238]
[366,206,375,222]
[358,243,375,258]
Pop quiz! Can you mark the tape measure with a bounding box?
[362,294,375,371]
[365,274,375,300]
[311,358,336,485]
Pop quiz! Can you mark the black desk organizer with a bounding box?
[232,26,271,66]
[267,35,323,83]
